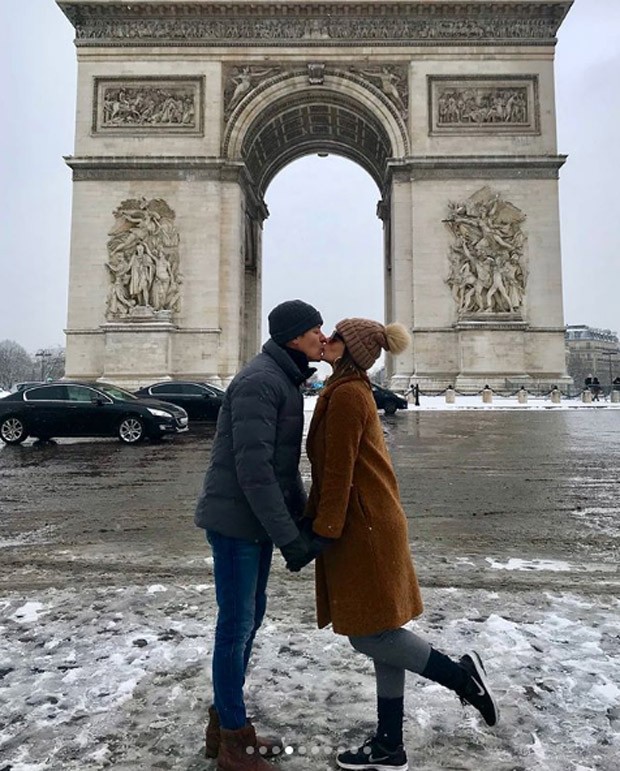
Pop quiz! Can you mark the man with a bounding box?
[194,300,326,771]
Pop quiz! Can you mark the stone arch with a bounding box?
[58,0,574,391]
[224,72,410,194]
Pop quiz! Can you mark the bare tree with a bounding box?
[46,347,66,381]
[0,340,34,390]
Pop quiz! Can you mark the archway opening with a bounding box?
[261,154,385,378]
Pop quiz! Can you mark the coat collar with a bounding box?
[307,373,370,446]
[262,338,316,386]
[320,372,370,398]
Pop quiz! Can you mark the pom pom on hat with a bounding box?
[335,318,411,370]
[384,322,411,355]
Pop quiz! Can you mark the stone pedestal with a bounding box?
[550,388,561,404]
[517,388,528,404]
[98,322,176,390]
[445,387,456,404]
[582,390,593,404]
[482,387,493,404]
[611,391,620,404]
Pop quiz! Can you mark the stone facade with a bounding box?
[565,326,620,393]
[58,0,573,390]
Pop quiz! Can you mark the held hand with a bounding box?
[280,531,334,572]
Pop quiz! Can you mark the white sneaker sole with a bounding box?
[467,650,500,726]
[337,761,408,771]
[336,758,409,771]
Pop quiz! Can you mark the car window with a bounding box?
[24,385,68,401]
[181,384,206,395]
[204,383,225,395]
[66,385,110,403]
[97,384,137,401]
[151,384,180,395]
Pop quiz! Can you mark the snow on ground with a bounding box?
[1,572,618,771]
[303,393,620,412]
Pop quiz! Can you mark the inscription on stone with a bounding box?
[429,76,539,134]
[94,78,203,134]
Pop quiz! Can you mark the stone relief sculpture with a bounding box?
[430,77,538,134]
[105,198,182,320]
[71,11,568,46]
[355,66,408,116]
[437,86,528,126]
[444,188,527,317]
[102,86,195,127]
[224,66,279,119]
[95,79,203,133]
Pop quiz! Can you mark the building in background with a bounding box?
[565,326,619,391]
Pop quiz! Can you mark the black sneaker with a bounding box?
[336,737,408,770]
[458,650,500,726]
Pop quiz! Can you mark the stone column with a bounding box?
[217,178,246,384]
[387,172,414,389]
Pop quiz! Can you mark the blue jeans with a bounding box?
[207,530,273,730]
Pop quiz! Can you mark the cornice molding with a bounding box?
[65,155,247,179]
[389,154,567,180]
[57,2,573,48]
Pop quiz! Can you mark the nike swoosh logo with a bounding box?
[472,677,486,696]
[369,755,390,763]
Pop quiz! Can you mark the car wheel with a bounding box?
[0,416,29,445]
[384,401,398,415]
[118,416,145,444]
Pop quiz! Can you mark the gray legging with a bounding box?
[349,628,432,699]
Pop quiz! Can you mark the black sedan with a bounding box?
[371,383,409,415]
[134,381,225,421]
[0,382,188,445]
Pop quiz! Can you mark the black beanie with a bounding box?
[268,300,323,345]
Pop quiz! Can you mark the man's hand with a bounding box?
[280,530,334,572]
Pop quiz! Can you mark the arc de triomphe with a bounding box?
[58,0,573,390]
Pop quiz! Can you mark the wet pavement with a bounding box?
[1,409,618,595]
[1,409,619,771]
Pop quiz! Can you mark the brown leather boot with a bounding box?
[205,705,221,759]
[217,724,277,771]
[205,706,284,760]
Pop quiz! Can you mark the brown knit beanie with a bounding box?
[335,318,411,370]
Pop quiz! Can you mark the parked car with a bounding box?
[0,382,188,445]
[134,381,225,421]
[371,383,408,415]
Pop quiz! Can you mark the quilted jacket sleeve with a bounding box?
[229,373,300,547]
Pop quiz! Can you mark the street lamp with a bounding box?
[599,349,619,396]
[35,349,51,381]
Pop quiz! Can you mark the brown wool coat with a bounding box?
[305,374,424,637]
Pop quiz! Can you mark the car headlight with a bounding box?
[147,408,173,418]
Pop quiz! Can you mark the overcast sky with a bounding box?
[0,0,619,353]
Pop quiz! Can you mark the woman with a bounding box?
[291,318,499,771]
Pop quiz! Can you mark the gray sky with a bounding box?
[1,0,619,354]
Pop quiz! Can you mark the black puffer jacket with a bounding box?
[194,339,310,546]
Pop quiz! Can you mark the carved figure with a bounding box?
[101,84,197,128]
[437,86,529,127]
[225,66,276,117]
[358,66,408,114]
[444,188,527,316]
[150,250,173,311]
[105,198,181,319]
[128,243,154,306]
